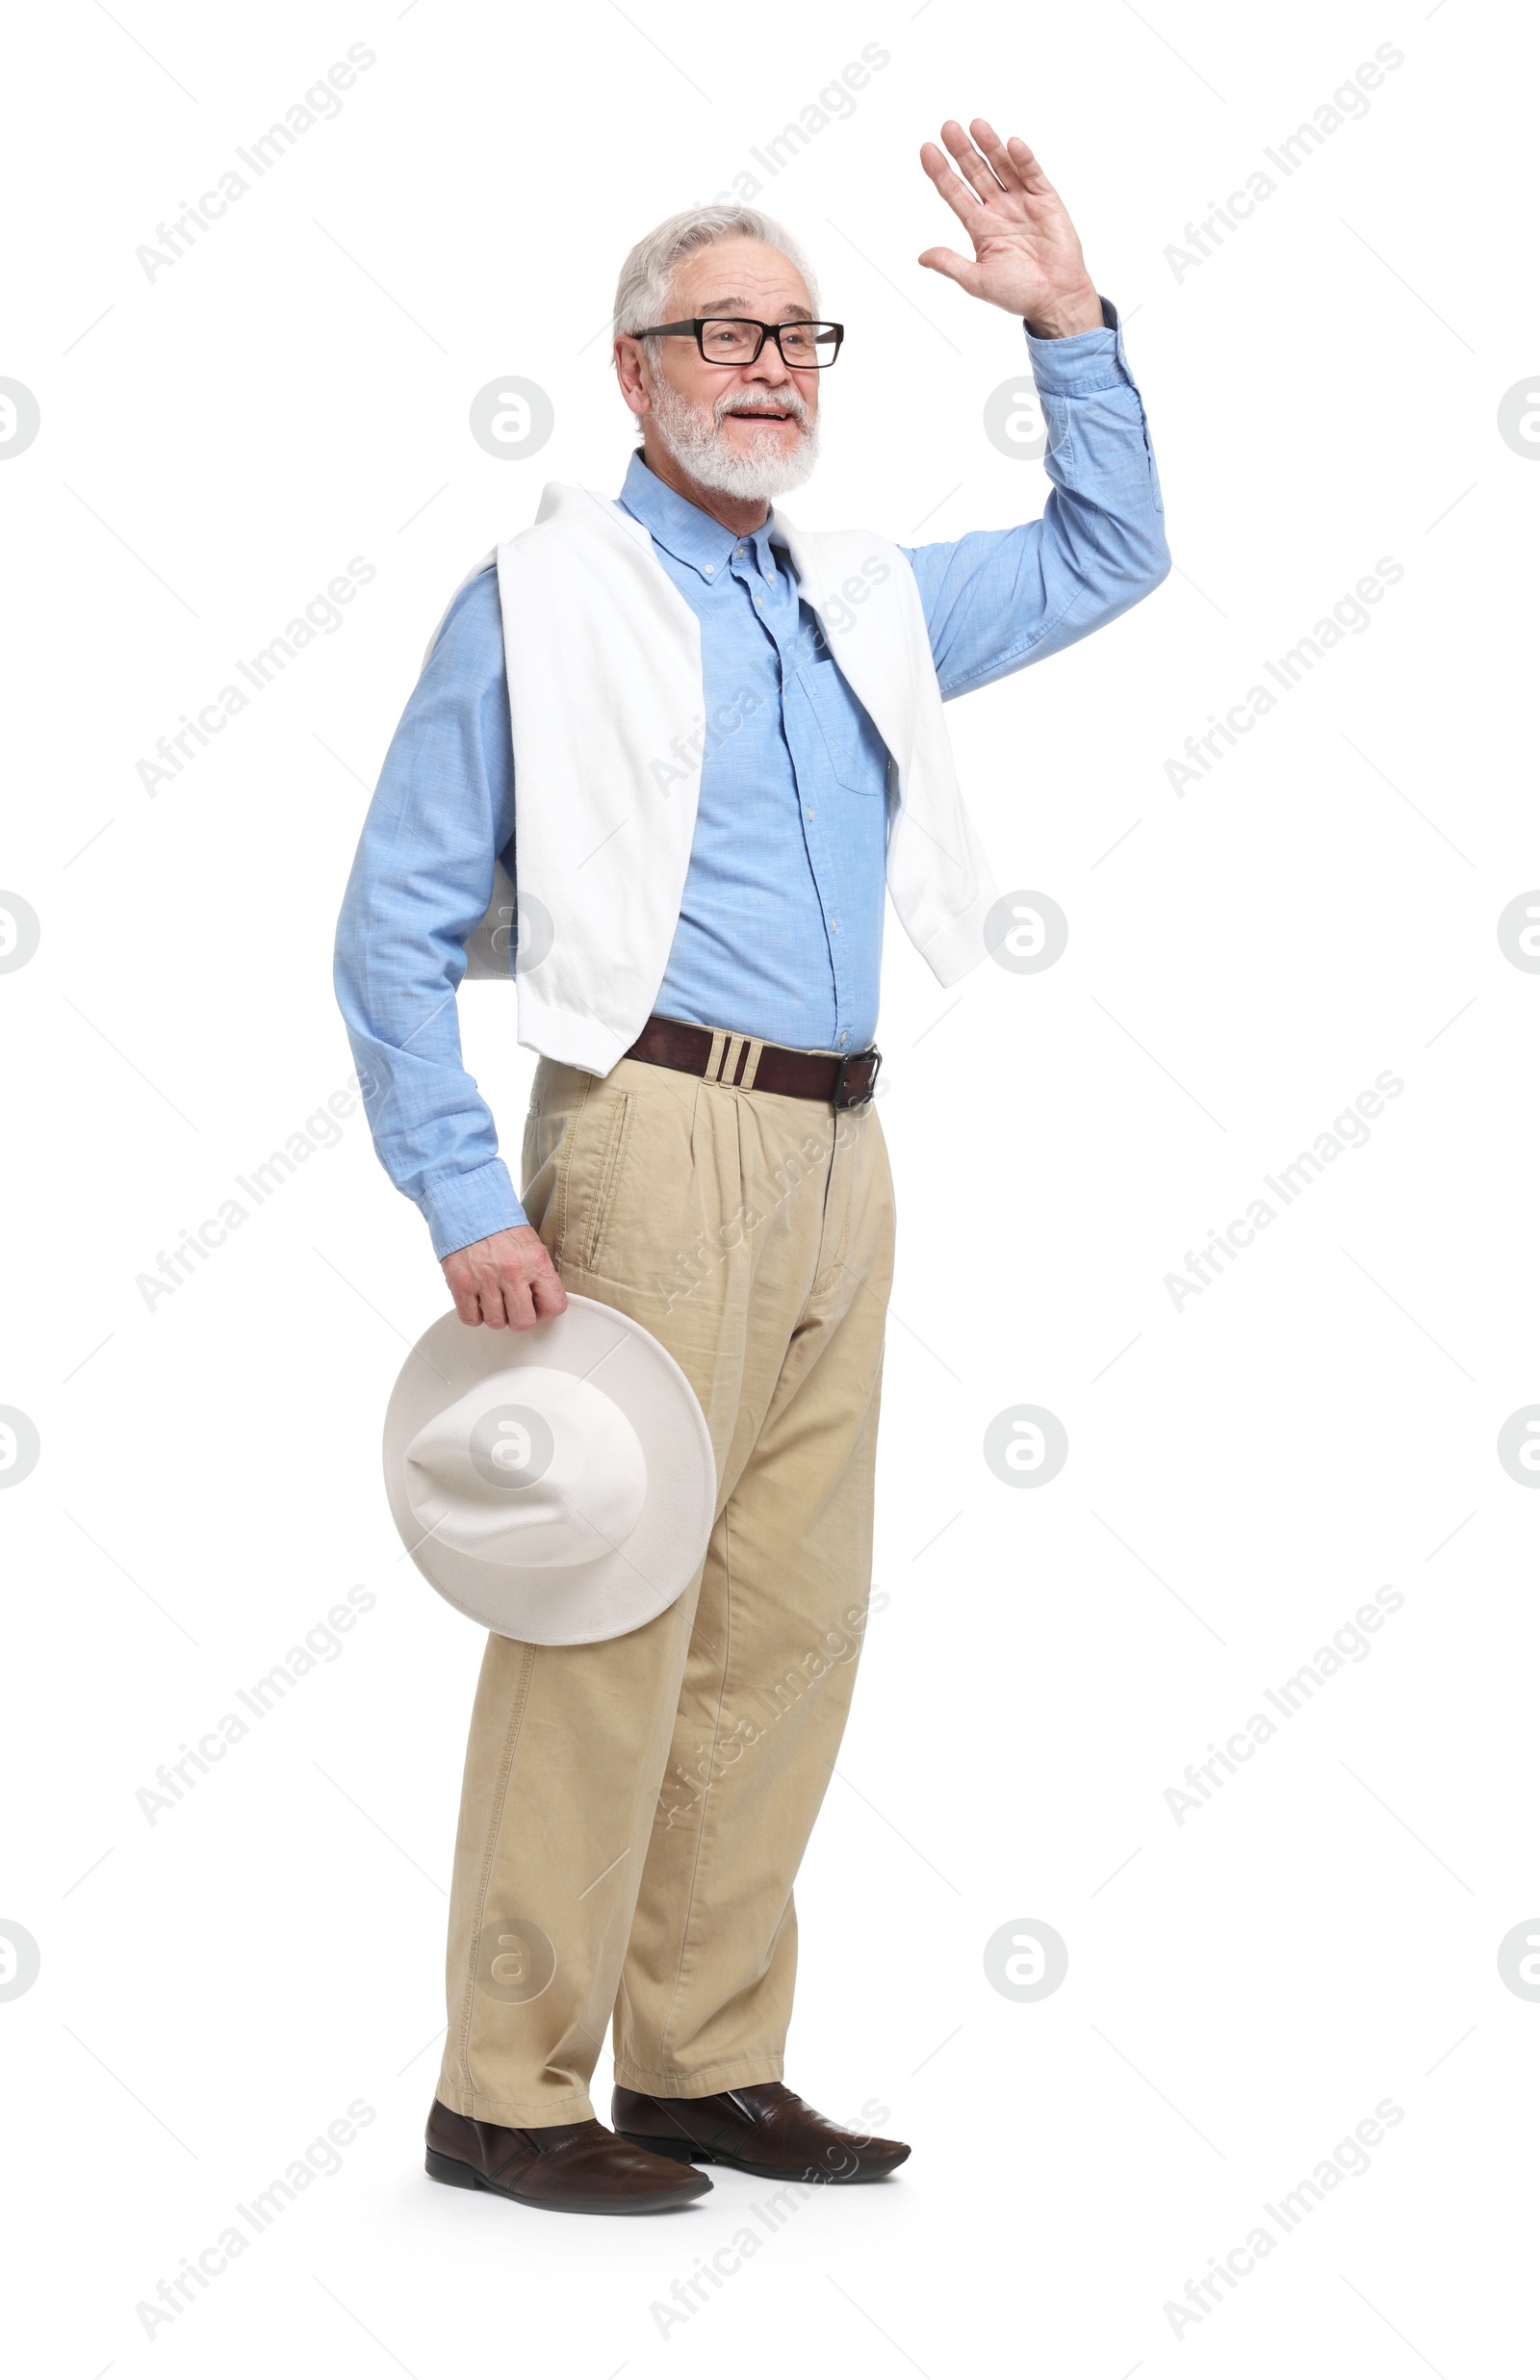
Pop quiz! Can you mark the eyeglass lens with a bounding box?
[700,320,839,365]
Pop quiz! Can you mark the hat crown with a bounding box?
[403,1363,648,1571]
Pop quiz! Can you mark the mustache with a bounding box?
[711,387,812,430]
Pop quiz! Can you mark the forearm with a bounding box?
[1030,297,1170,633]
[333,567,526,1260]
[907,300,1169,697]
[333,936,527,1256]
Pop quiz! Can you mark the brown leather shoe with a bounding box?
[425,2098,711,2214]
[612,2081,910,2183]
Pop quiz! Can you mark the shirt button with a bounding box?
[806,808,814,819]
[755,593,764,607]
[839,1031,849,1046]
[703,563,714,576]
[735,544,746,556]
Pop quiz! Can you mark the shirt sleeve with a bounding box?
[333,565,528,1259]
[901,298,1170,700]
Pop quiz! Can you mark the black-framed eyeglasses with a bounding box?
[634,317,844,369]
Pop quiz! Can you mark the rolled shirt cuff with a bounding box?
[418,1158,528,1261]
[1024,295,1135,395]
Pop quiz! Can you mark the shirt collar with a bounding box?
[617,450,781,583]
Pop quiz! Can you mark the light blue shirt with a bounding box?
[335,301,1168,1258]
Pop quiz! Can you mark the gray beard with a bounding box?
[649,381,820,501]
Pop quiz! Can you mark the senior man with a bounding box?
[336,119,1168,2215]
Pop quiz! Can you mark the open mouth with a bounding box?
[724,406,796,426]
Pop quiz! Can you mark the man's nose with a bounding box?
[742,342,792,385]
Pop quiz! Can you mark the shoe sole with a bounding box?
[616,2132,910,2184]
[425,2146,708,2214]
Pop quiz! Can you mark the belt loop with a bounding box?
[706,1028,729,1082]
[738,1037,763,1091]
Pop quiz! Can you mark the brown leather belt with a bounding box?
[621,1015,882,1108]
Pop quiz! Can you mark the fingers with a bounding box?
[941,116,1005,201]
[451,1265,506,1328]
[967,118,1027,188]
[442,1229,564,1331]
[501,1274,537,1329]
[922,116,1057,235]
[937,113,1057,201]
[917,246,984,294]
[970,118,1057,196]
[918,138,988,232]
[1000,130,1056,195]
[530,1263,569,1321]
[446,1272,484,1327]
[480,1266,554,1342]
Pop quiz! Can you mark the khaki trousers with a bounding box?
[435,1045,896,2122]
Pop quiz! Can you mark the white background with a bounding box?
[3,1,1536,2372]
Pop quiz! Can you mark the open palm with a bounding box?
[918,118,1101,337]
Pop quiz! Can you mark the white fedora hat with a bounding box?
[382,1297,716,1645]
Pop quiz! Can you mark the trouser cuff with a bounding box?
[611,2052,785,2099]
[432,2080,595,2125]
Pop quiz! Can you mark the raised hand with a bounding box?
[918,118,1102,337]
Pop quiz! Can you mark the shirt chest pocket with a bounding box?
[795,651,891,796]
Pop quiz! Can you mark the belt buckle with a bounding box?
[832,1048,881,1110]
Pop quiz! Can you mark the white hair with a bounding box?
[612,204,820,347]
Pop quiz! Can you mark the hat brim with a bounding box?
[382,1296,716,1644]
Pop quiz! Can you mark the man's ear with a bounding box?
[613,336,650,419]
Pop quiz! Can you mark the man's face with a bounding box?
[626,238,823,501]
